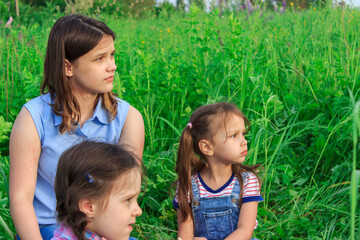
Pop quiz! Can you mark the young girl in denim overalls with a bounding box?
[173,102,263,240]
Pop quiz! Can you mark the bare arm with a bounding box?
[9,108,42,240]
[177,209,196,240]
[119,105,145,162]
[224,201,259,240]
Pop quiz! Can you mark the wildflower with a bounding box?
[247,0,253,14]
[167,28,171,33]
[142,41,145,44]
[280,6,284,14]
[5,16,13,28]
[160,30,162,33]
[282,0,286,8]
[290,2,293,6]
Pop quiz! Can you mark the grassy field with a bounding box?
[1,3,360,239]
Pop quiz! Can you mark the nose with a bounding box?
[241,136,247,146]
[107,57,117,72]
[133,202,142,217]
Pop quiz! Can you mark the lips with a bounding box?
[242,150,248,155]
[105,75,114,81]
[128,225,133,231]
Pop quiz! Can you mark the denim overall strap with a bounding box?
[191,175,200,198]
[191,174,241,240]
[232,172,249,196]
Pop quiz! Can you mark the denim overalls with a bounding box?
[191,172,248,240]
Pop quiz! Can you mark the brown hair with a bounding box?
[175,102,261,222]
[41,14,118,134]
[55,141,141,240]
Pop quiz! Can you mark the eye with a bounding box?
[126,196,135,203]
[95,57,103,61]
[229,133,237,138]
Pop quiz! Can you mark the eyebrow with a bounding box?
[121,190,140,198]
[93,49,116,58]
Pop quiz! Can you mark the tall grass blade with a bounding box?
[0,214,13,239]
[350,102,360,240]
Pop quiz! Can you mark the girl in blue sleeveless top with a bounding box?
[174,102,263,240]
[9,14,144,240]
[52,141,142,240]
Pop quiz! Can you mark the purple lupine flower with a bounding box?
[247,1,253,14]
[242,3,246,10]
[282,0,286,9]
[260,9,263,17]
[274,4,278,11]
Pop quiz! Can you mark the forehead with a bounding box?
[92,35,114,51]
[111,169,141,195]
[212,112,244,130]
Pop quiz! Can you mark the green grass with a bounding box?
[1,3,360,239]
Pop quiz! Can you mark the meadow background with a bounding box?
[0,0,360,239]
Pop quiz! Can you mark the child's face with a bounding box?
[66,34,117,97]
[210,114,248,165]
[89,170,142,240]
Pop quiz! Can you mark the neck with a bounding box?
[73,92,100,126]
[200,160,233,189]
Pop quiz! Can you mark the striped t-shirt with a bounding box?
[173,171,263,208]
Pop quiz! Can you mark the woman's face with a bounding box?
[66,34,117,98]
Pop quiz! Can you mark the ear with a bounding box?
[79,198,96,218]
[65,59,73,77]
[198,139,214,156]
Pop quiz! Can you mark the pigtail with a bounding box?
[175,125,204,222]
[55,180,89,240]
[68,208,88,240]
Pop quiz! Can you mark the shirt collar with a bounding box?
[53,96,109,127]
[84,229,103,240]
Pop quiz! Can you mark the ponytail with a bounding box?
[175,126,204,222]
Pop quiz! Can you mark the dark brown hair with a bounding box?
[55,141,141,240]
[175,102,261,222]
[41,14,118,134]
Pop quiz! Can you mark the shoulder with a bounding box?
[115,97,130,113]
[243,171,260,183]
[112,98,130,125]
[23,93,53,119]
[242,171,263,203]
[24,93,52,109]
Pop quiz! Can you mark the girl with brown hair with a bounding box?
[9,14,144,240]
[52,141,142,240]
[174,102,262,240]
